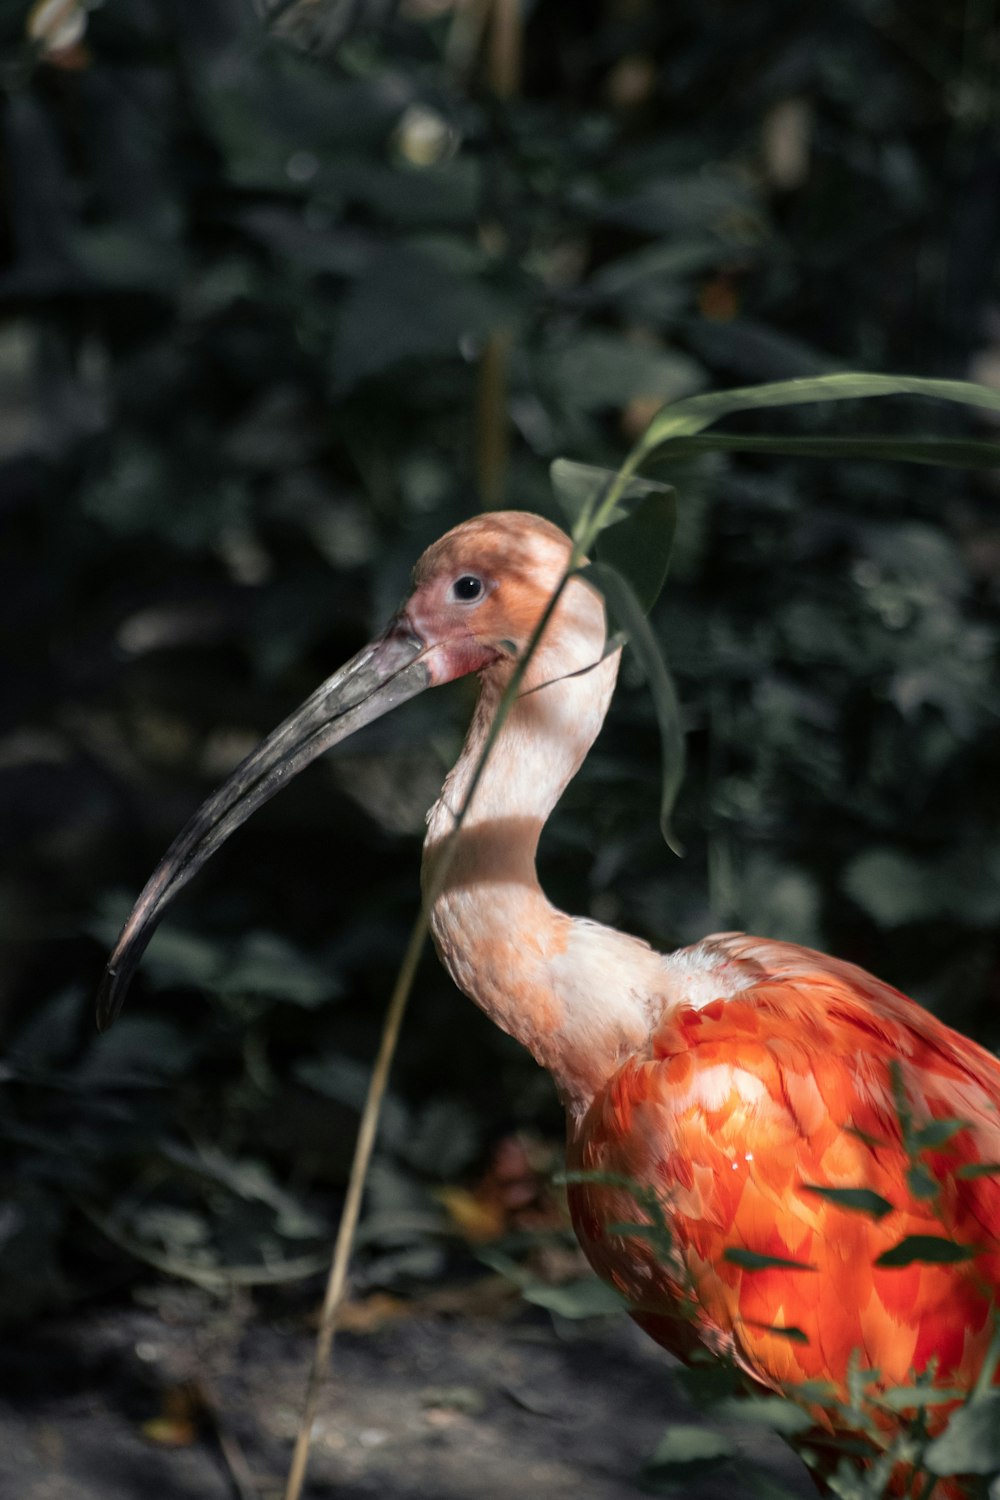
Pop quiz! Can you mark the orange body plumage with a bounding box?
[569,935,1000,1413]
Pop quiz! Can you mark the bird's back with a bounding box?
[568,934,1000,1411]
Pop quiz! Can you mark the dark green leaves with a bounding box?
[875,1236,978,1268]
[912,1119,969,1151]
[723,1248,817,1272]
[752,1324,810,1345]
[799,1185,894,1220]
[587,562,684,854]
[595,486,677,617]
[334,246,503,391]
[549,458,672,547]
[551,368,1000,852]
[710,1396,814,1434]
[906,1164,939,1202]
[924,1393,1000,1476]
[641,1424,737,1485]
[520,1277,626,1318]
[956,1162,1000,1180]
[476,1246,625,1318]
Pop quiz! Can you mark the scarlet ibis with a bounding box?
[100,511,1000,1482]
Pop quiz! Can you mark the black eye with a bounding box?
[451,575,484,602]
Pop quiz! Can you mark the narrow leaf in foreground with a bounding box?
[642,431,1000,469]
[595,485,677,615]
[549,457,669,541]
[635,372,1000,458]
[586,560,685,853]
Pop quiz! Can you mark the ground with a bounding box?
[0,1280,815,1500]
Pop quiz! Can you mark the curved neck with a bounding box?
[422,647,665,1117]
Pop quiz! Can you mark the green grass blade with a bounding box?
[586,561,685,853]
[595,486,677,615]
[634,373,1000,459]
[642,432,1000,468]
[550,457,672,543]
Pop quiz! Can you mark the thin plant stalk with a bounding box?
[282,909,430,1500]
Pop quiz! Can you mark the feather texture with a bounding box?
[568,936,1000,1423]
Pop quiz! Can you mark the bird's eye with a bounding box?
[450,575,484,603]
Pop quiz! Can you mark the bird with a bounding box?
[99,510,1000,1492]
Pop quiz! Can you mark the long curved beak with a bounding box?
[97,621,430,1032]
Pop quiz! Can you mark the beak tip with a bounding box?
[95,968,123,1033]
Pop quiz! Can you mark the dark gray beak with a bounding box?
[97,623,429,1031]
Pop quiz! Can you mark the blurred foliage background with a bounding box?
[1,0,999,1329]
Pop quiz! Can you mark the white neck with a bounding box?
[421,594,666,1117]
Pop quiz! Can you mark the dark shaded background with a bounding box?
[1,0,998,1339]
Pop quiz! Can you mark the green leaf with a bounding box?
[842,848,939,927]
[334,246,501,390]
[520,1276,626,1319]
[672,1362,746,1405]
[913,1119,970,1150]
[906,1164,939,1201]
[7,988,86,1069]
[634,373,1000,459]
[475,1245,530,1287]
[586,561,685,853]
[723,1248,816,1272]
[476,1247,624,1318]
[295,1052,412,1151]
[160,1142,325,1237]
[219,930,340,1007]
[878,1384,967,1412]
[925,1392,1000,1476]
[600,170,759,237]
[748,1323,810,1344]
[844,1125,889,1151]
[591,238,725,300]
[546,331,702,414]
[84,1018,199,1083]
[549,457,669,538]
[799,1185,894,1220]
[956,1162,1000,1180]
[642,1424,736,1485]
[710,1396,814,1435]
[595,486,677,615]
[643,431,1000,469]
[875,1236,978,1268]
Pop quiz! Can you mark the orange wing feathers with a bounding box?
[568,941,1000,1406]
